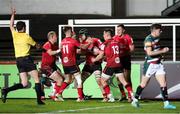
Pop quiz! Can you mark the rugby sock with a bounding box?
[40,85,45,96]
[35,83,44,103]
[103,85,110,95]
[54,83,61,94]
[125,84,133,98]
[160,87,168,101]
[118,84,126,97]
[41,91,45,97]
[77,88,84,99]
[135,85,144,99]
[5,83,24,93]
[57,82,69,94]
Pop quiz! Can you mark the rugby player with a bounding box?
[40,31,64,101]
[55,26,89,102]
[78,28,106,101]
[113,24,134,102]
[93,28,135,102]
[131,24,176,109]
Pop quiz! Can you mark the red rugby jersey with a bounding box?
[81,38,102,64]
[61,37,80,66]
[101,39,121,68]
[41,41,58,67]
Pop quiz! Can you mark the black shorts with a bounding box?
[103,66,123,76]
[40,64,60,77]
[16,56,37,73]
[63,65,80,74]
[82,63,102,74]
[120,55,131,70]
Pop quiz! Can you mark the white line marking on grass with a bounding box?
[46,103,150,113]
[56,105,125,113]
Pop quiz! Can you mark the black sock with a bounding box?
[6,83,24,93]
[160,87,168,101]
[35,83,43,102]
[135,85,144,99]
[40,85,45,96]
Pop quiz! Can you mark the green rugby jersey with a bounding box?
[144,35,162,63]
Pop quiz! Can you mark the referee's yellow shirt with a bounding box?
[11,30,36,58]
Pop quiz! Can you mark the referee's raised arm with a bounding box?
[10,7,16,32]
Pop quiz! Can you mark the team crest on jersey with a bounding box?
[63,57,69,63]
[115,57,120,63]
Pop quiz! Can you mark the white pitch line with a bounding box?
[46,103,151,113]
[55,105,125,113]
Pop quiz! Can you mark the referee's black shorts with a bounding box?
[16,56,37,73]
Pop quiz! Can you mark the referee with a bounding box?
[1,8,45,105]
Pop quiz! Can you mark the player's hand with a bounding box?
[56,49,61,54]
[11,7,16,15]
[36,43,41,49]
[162,47,169,53]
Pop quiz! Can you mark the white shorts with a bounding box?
[144,63,166,77]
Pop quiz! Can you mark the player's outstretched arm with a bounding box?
[10,7,16,31]
[46,49,61,56]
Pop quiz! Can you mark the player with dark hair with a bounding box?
[1,8,45,105]
[113,24,134,102]
[92,28,135,103]
[55,26,89,102]
[78,28,106,101]
[131,24,176,109]
[40,31,64,101]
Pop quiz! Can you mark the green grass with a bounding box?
[0,99,179,113]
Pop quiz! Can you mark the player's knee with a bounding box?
[94,70,101,79]
[96,79,102,86]
[64,79,71,84]
[101,73,110,80]
[63,74,72,84]
[101,77,108,86]
[21,82,28,88]
[160,82,167,88]
[140,83,146,88]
